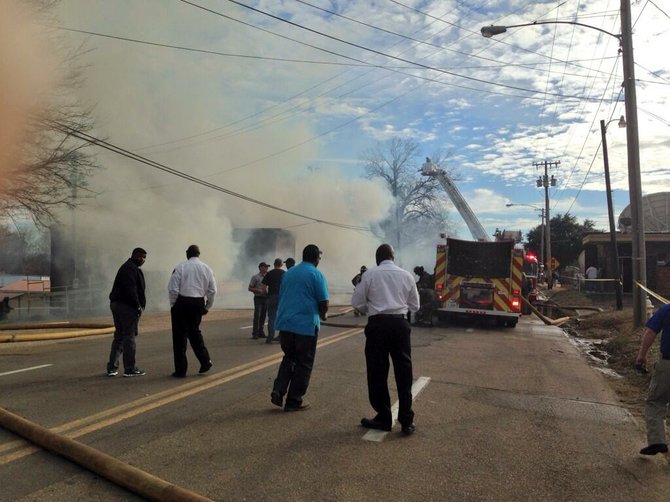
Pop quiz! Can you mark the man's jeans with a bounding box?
[108,301,139,373]
[266,294,279,339]
[252,296,267,338]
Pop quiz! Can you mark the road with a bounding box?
[1,311,669,501]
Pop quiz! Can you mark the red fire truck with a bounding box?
[433,237,524,327]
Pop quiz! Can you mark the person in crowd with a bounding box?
[413,266,433,290]
[0,297,13,321]
[585,264,598,291]
[262,258,285,344]
[248,262,269,339]
[635,302,670,455]
[285,257,296,270]
[413,266,436,326]
[270,244,329,412]
[351,265,367,316]
[107,247,147,377]
[168,244,216,378]
[352,244,420,435]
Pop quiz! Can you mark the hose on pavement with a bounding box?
[0,407,212,501]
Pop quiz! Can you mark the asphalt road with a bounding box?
[1,312,669,501]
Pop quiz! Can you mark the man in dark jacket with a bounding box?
[106,247,147,377]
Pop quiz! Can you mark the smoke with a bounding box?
[0,1,59,192]
[61,96,395,308]
[71,145,394,308]
[44,2,425,310]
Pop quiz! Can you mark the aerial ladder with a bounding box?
[421,158,491,242]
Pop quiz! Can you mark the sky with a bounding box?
[6,0,670,299]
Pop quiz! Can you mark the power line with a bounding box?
[56,4,620,158]
[52,26,365,66]
[556,73,624,211]
[49,122,371,232]
[390,0,616,77]
[62,21,619,78]
[293,0,613,79]
[180,0,609,102]
[649,0,670,19]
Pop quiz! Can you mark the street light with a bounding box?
[481,21,621,40]
[506,203,546,275]
[481,0,647,325]
[601,116,626,310]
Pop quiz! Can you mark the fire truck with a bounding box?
[433,238,523,327]
[420,158,529,327]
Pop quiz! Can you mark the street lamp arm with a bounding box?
[506,203,542,211]
[604,115,627,131]
[481,21,621,41]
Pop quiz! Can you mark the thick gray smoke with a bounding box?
[7,2,443,313]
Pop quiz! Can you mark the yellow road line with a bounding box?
[0,327,362,465]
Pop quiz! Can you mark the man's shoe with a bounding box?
[123,368,146,377]
[106,369,118,377]
[360,417,391,432]
[265,337,274,344]
[401,423,416,435]
[284,401,310,412]
[199,361,212,374]
[640,443,668,455]
[270,391,283,407]
[171,372,186,378]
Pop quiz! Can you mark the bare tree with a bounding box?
[361,138,451,253]
[0,1,97,226]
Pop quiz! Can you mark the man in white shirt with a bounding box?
[351,243,420,435]
[585,265,598,291]
[168,244,217,378]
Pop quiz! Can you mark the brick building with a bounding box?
[582,192,670,296]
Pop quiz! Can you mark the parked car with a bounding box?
[560,266,584,289]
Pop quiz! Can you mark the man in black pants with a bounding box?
[351,244,420,435]
[271,244,329,412]
[168,245,217,377]
[262,258,285,344]
[248,262,269,339]
[107,247,147,377]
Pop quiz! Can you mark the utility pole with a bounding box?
[535,161,559,289]
[600,119,624,310]
[620,0,647,326]
[539,208,545,279]
[70,167,79,290]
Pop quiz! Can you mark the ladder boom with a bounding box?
[422,159,490,241]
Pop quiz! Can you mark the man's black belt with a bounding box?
[370,314,407,319]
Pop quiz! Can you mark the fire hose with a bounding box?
[0,407,212,501]
[520,295,571,326]
[0,322,114,343]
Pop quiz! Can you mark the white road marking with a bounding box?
[363,376,431,442]
[239,322,268,330]
[0,364,53,377]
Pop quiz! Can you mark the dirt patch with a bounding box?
[544,289,656,423]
